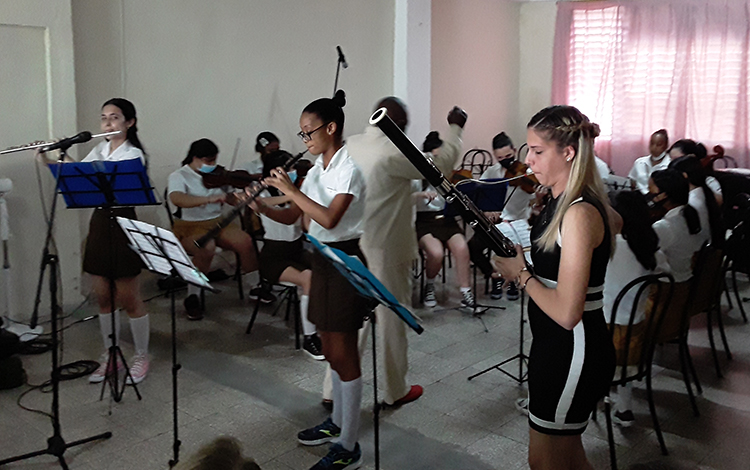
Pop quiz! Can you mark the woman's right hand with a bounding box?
[206,193,226,205]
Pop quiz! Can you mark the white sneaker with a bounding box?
[126,354,149,385]
[423,283,437,308]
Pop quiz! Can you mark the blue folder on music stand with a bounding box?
[444,178,508,216]
[48,158,157,208]
[305,235,423,334]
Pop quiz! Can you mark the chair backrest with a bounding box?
[609,273,675,383]
[725,193,750,273]
[163,187,176,227]
[460,149,494,179]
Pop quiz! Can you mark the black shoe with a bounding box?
[490,277,504,300]
[184,294,203,321]
[248,285,277,304]
[506,282,519,301]
[303,334,324,360]
[310,442,362,470]
[297,417,341,446]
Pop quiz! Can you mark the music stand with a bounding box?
[49,158,158,403]
[305,235,423,470]
[117,217,214,468]
[449,179,509,327]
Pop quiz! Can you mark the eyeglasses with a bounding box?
[297,122,329,143]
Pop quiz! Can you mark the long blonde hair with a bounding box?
[527,105,612,253]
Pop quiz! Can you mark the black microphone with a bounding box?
[40,131,92,153]
[336,46,348,69]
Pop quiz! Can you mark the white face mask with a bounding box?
[198,163,217,173]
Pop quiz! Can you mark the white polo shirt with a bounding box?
[167,165,225,221]
[628,153,671,194]
[258,189,303,242]
[300,145,365,243]
[652,206,704,282]
[82,140,144,164]
[603,235,653,325]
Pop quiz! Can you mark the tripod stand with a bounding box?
[117,217,214,468]
[0,149,112,468]
[468,288,528,384]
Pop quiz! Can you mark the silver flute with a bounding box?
[0,130,122,156]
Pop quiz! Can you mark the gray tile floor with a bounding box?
[1,266,749,470]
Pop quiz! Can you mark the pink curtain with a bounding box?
[552,0,750,175]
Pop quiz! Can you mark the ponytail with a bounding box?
[683,205,702,235]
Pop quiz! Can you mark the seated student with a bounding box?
[647,169,705,340]
[251,149,322,360]
[628,129,670,194]
[167,138,270,320]
[669,155,724,247]
[414,178,474,309]
[469,132,536,300]
[668,139,723,206]
[603,191,661,428]
[240,131,280,176]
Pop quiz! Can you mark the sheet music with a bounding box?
[116,217,212,290]
[496,219,532,249]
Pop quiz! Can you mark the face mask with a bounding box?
[499,157,517,170]
[646,191,665,210]
[288,170,298,184]
[199,164,217,174]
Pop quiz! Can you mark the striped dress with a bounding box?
[526,193,615,435]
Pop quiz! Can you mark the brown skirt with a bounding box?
[83,207,144,279]
[259,237,311,284]
[416,211,463,243]
[308,238,369,332]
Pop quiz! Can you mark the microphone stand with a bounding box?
[333,48,346,96]
[0,143,112,468]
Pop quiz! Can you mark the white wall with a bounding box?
[518,1,557,132]
[0,0,82,322]
[431,0,521,154]
[73,0,396,230]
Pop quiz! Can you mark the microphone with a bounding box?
[40,131,93,153]
[336,46,348,69]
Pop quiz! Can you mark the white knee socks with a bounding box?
[129,315,150,357]
[617,383,633,412]
[187,284,201,298]
[300,295,315,336]
[98,310,121,351]
[338,376,362,452]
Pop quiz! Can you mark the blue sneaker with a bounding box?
[310,442,362,470]
[298,417,341,446]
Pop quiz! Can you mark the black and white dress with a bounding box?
[527,193,615,435]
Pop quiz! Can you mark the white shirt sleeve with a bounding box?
[167,170,187,196]
[705,175,723,198]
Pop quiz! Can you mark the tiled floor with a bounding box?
[1,267,749,470]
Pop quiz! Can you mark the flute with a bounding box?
[0,131,122,155]
[194,150,307,248]
[369,108,517,258]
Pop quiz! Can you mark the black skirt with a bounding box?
[82,207,144,279]
[259,237,311,284]
[416,212,463,243]
[307,238,369,332]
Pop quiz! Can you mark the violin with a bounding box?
[500,158,540,194]
[201,165,262,189]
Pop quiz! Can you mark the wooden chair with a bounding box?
[603,273,675,467]
[162,188,244,303]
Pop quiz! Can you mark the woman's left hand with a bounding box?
[493,244,526,281]
[265,167,297,196]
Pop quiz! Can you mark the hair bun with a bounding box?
[333,89,346,108]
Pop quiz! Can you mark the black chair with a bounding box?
[724,193,750,323]
[460,149,494,179]
[245,281,301,350]
[603,273,675,467]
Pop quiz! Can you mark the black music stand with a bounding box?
[0,153,116,469]
[306,235,423,470]
[50,159,158,404]
[117,217,214,468]
[450,179,509,327]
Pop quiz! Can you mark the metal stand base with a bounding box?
[468,290,528,384]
